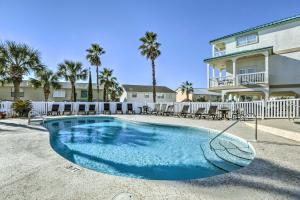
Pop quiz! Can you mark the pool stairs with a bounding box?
[28,110,45,125]
[201,139,254,172]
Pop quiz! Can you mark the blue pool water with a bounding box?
[44,117,250,180]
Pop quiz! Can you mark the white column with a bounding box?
[207,63,210,88]
[264,53,269,83]
[212,66,216,79]
[232,58,237,85]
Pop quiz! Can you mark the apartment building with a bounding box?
[204,15,300,101]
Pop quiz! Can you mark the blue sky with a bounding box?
[0,0,299,89]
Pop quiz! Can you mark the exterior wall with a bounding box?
[122,91,176,103]
[214,21,300,54]
[269,51,300,85]
[0,85,103,102]
[192,94,220,102]
[176,90,192,102]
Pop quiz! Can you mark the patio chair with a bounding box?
[163,105,175,116]
[63,104,72,115]
[126,103,135,114]
[177,105,190,117]
[103,103,111,114]
[87,104,96,115]
[190,107,206,119]
[232,108,246,120]
[151,104,160,115]
[47,104,60,116]
[116,103,123,114]
[78,104,86,115]
[158,104,167,115]
[141,105,150,115]
[201,105,218,120]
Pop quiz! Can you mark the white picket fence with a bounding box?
[0,99,300,119]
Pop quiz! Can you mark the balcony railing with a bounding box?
[209,72,266,88]
[237,72,265,85]
[214,50,226,57]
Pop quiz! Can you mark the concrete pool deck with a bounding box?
[0,115,299,200]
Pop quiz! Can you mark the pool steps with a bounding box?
[201,140,254,172]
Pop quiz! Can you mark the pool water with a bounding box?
[45,117,249,180]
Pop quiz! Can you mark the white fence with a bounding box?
[0,99,300,119]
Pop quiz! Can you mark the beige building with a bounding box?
[0,80,104,102]
[204,14,300,101]
[176,88,221,102]
[120,84,176,103]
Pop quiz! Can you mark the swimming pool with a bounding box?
[44,117,254,180]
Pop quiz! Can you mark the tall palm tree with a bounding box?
[57,60,87,102]
[86,44,105,102]
[99,68,116,102]
[139,32,161,103]
[30,68,61,101]
[0,41,42,100]
[180,81,194,101]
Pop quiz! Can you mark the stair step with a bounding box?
[201,143,241,172]
[220,140,253,154]
[214,149,252,167]
[219,140,254,160]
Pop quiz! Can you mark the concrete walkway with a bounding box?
[0,116,299,200]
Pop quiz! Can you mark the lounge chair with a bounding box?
[126,103,135,114]
[177,105,190,117]
[87,104,96,115]
[151,104,160,115]
[63,104,72,115]
[158,104,167,115]
[191,107,206,119]
[201,105,218,120]
[78,104,86,115]
[232,108,246,120]
[164,105,175,116]
[116,103,123,114]
[141,105,150,114]
[47,104,60,116]
[103,103,111,114]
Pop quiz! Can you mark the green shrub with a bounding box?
[12,100,32,117]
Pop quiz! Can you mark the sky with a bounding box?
[0,0,300,90]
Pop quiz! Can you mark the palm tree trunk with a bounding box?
[71,82,76,102]
[151,59,156,103]
[186,91,189,101]
[96,65,100,102]
[13,80,21,101]
[103,87,107,102]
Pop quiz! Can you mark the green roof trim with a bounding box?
[210,14,300,43]
[204,46,273,63]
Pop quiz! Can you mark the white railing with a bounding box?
[214,50,226,57]
[209,76,235,87]
[0,99,299,119]
[237,72,266,85]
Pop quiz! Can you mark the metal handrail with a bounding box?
[209,113,258,151]
[28,110,45,125]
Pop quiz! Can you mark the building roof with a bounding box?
[204,46,273,63]
[192,88,221,96]
[210,14,300,44]
[122,84,176,93]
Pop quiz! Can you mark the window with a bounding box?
[157,94,164,99]
[144,93,149,98]
[81,90,88,98]
[236,34,258,47]
[131,93,137,98]
[239,67,256,74]
[53,90,65,97]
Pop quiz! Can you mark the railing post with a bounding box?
[262,100,265,120]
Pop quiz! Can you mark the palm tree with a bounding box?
[0,41,42,100]
[30,68,61,101]
[109,81,123,102]
[99,68,116,102]
[87,69,93,102]
[57,60,87,102]
[86,44,105,102]
[180,81,194,101]
[139,32,161,103]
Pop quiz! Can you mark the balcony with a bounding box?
[209,72,266,88]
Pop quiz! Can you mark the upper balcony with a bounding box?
[213,42,226,57]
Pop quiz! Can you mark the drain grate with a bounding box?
[65,164,81,172]
[112,192,136,200]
